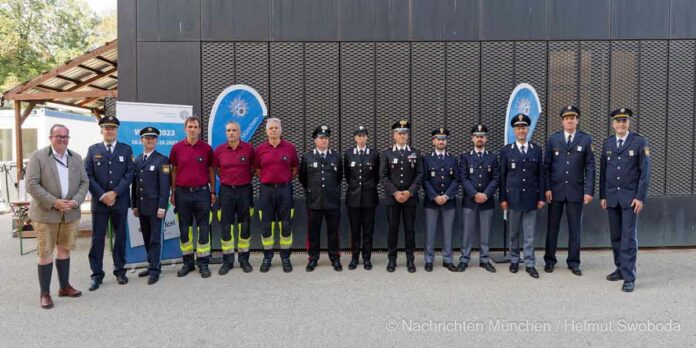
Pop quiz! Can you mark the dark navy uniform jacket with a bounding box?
[459,149,499,210]
[599,132,651,208]
[299,149,343,210]
[343,147,380,208]
[379,145,423,206]
[422,151,459,209]
[544,131,595,202]
[85,141,135,212]
[131,151,171,216]
[499,142,545,211]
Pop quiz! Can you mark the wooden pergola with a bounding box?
[1,40,118,182]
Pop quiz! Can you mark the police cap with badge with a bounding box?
[140,126,160,138]
[312,125,331,138]
[560,105,580,118]
[511,113,531,127]
[392,120,411,132]
[610,108,633,120]
[431,127,449,139]
[354,125,369,136]
[471,124,488,136]
[99,116,120,128]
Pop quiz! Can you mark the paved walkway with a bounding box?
[1,213,694,347]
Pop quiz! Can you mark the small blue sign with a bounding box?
[504,83,542,145]
[208,85,267,150]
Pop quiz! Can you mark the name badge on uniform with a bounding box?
[150,165,155,171]
[96,162,101,167]
[629,150,634,156]
[350,161,356,167]
[470,167,474,174]
[393,158,399,164]
[555,151,559,156]
[488,165,492,172]
[119,156,124,162]
[577,146,583,151]
[511,163,516,169]
[431,170,436,177]
[313,162,318,168]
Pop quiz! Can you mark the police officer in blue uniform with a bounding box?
[543,106,595,276]
[299,125,344,272]
[85,116,135,291]
[458,124,499,273]
[131,127,170,285]
[380,120,423,273]
[499,114,545,279]
[600,108,651,293]
[422,128,459,272]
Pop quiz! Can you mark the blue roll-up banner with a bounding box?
[207,84,268,191]
[504,83,542,145]
[208,84,267,149]
[117,101,193,265]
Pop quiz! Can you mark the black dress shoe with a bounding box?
[425,263,433,272]
[281,258,293,273]
[332,260,343,272]
[569,267,582,276]
[200,267,211,278]
[444,263,457,272]
[622,281,635,292]
[138,270,150,278]
[456,262,468,272]
[147,275,159,285]
[606,269,623,281]
[177,265,195,277]
[407,260,416,273]
[526,267,539,278]
[88,279,102,292]
[509,263,519,273]
[363,260,372,270]
[240,261,253,273]
[387,260,396,272]
[544,264,554,273]
[348,259,359,270]
[480,262,496,273]
[260,258,272,273]
[116,275,129,285]
[306,260,317,272]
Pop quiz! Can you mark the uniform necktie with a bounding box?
[359,150,365,156]
[438,154,444,160]
[618,139,624,150]
[321,153,326,160]
[477,152,482,158]
[521,145,526,155]
[567,134,572,147]
[107,143,113,154]
[143,154,148,162]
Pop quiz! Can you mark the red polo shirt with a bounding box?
[254,139,298,184]
[170,138,214,187]
[214,141,255,186]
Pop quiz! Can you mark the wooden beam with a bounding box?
[88,84,108,91]
[65,67,117,92]
[55,74,82,84]
[77,64,104,75]
[3,40,117,97]
[95,56,117,67]
[14,102,23,183]
[19,101,37,124]
[35,84,63,92]
[10,89,117,101]
[109,75,118,80]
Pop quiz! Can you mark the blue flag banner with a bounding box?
[208,84,268,149]
[504,83,542,145]
[117,101,193,265]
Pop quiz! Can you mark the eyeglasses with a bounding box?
[51,135,71,141]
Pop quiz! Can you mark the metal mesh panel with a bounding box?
[201,42,235,140]
[666,40,695,195]
[579,41,610,195]
[375,43,410,151]
[235,42,269,144]
[610,41,639,125]
[304,43,339,152]
[480,42,514,149]
[340,42,375,152]
[269,42,304,197]
[548,41,579,139]
[104,97,116,118]
[445,42,480,158]
[411,42,445,153]
[515,41,548,147]
[639,41,668,195]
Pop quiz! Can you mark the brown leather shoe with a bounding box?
[40,292,54,309]
[58,286,82,298]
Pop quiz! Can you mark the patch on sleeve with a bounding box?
[162,164,171,174]
[644,147,650,157]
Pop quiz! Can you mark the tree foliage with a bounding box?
[0,0,115,92]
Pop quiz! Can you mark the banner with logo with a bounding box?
[504,83,542,145]
[116,101,192,264]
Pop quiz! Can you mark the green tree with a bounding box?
[0,0,111,92]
